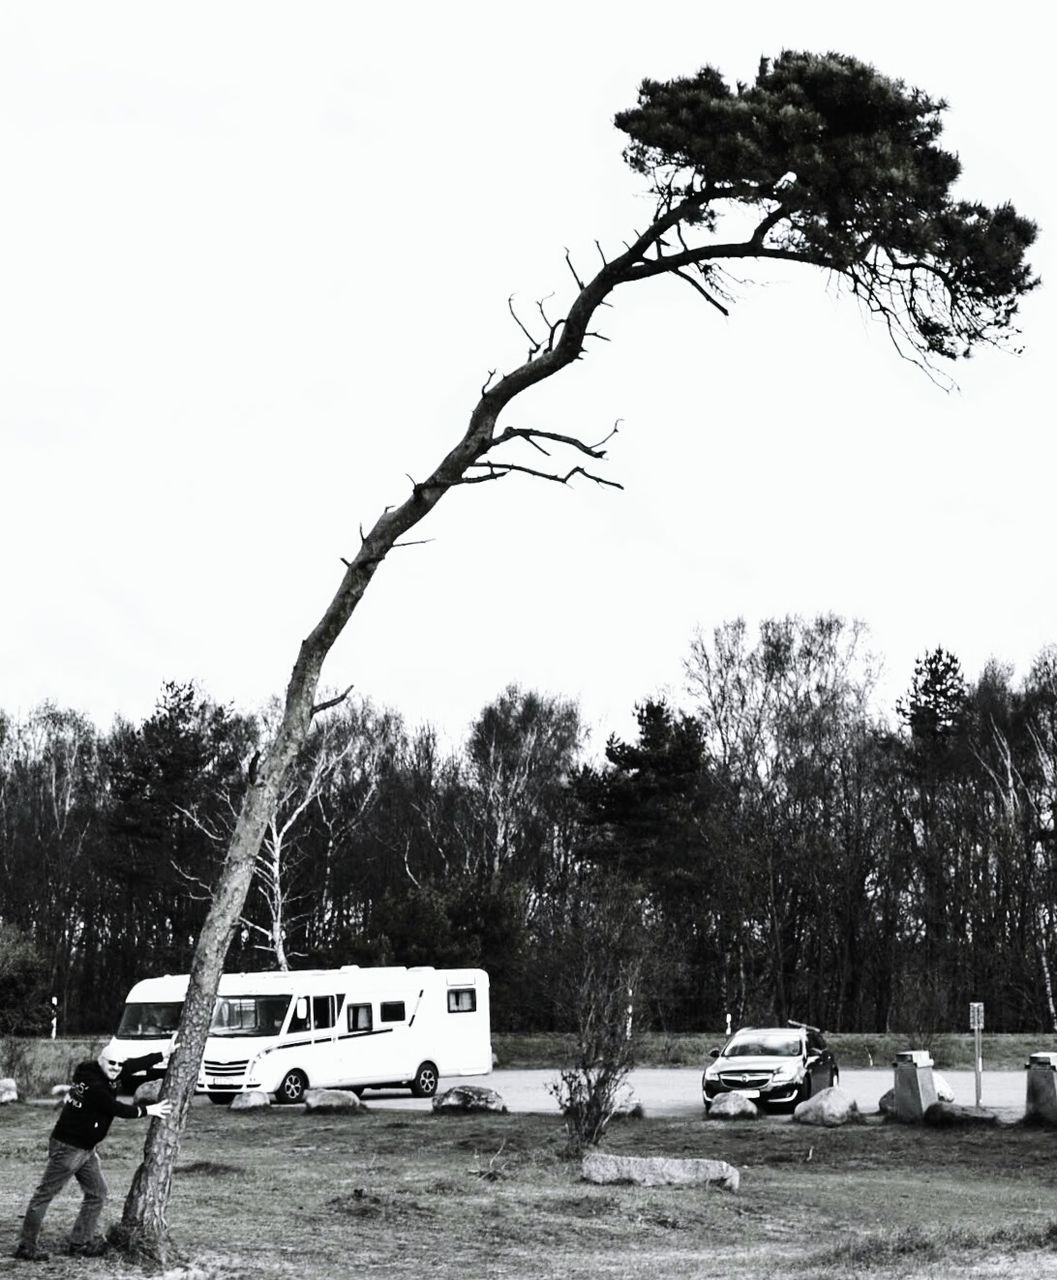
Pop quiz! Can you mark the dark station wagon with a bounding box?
[702,1021,839,1112]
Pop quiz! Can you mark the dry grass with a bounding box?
[0,1037,104,1099]
[4,1101,1057,1278]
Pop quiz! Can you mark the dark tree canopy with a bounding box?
[614,51,1038,368]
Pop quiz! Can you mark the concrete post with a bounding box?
[1026,1052,1057,1125]
[893,1049,938,1121]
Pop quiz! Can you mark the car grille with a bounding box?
[203,1058,249,1078]
[718,1071,771,1089]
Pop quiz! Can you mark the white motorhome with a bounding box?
[108,965,491,1104]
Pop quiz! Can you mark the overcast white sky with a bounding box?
[1,1,1052,750]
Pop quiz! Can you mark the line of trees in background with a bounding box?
[2,614,1056,1038]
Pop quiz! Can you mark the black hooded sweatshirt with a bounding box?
[51,1053,164,1150]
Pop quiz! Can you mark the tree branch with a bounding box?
[508,295,541,359]
[565,248,585,291]
[672,268,730,316]
[310,685,355,719]
[490,424,619,459]
[460,461,623,490]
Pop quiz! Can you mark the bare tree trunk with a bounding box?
[1038,906,1057,1034]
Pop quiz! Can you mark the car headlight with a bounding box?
[703,1065,720,1080]
[770,1062,801,1083]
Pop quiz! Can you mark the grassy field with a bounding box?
[4,1101,1057,1278]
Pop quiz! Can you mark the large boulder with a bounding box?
[432,1085,507,1114]
[230,1090,270,1111]
[0,1077,18,1104]
[793,1086,863,1128]
[133,1079,163,1106]
[880,1082,956,1122]
[708,1092,759,1120]
[304,1088,367,1114]
[923,1101,998,1128]
[582,1153,739,1193]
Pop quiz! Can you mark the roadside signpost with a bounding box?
[969,1002,984,1107]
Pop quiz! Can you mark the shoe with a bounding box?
[68,1236,109,1257]
[13,1241,50,1261]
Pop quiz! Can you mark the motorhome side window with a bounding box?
[379,1001,405,1023]
[448,989,476,1014]
[313,995,338,1030]
[347,1003,372,1033]
[289,998,310,1034]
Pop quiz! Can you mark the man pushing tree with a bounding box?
[14,1047,172,1261]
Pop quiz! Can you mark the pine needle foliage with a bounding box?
[615,51,1038,369]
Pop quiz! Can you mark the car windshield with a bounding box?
[725,1032,802,1057]
[209,995,290,1037]
[116,1002,183,1039]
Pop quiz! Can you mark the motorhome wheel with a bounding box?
[410,1061,438,1097]
[276,1069,308,1104]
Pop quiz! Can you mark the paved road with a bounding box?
[361,1066,1029,1119]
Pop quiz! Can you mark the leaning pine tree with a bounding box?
[117,51,1037,1262]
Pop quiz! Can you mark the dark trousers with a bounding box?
[20,1138,108,1248]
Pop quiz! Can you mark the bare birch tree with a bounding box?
[241,697,385,969]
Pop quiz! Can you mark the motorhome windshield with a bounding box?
[210,995,290,1037]
[116,1002,183,1039]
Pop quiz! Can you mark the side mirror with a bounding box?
[709,1047,721,1059]
[295,997,308,1021]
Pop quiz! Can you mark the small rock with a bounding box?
[708,1092,759,1120]
[612,1084,645,1120]
[582,1153,739,1192]
[432,1085,507,1114]
[304,1088,366,1113]
[794,1086,863,1128]
[0,1077,18,1104]
[133,1079,163,1105]
[230,1090,271,1110]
